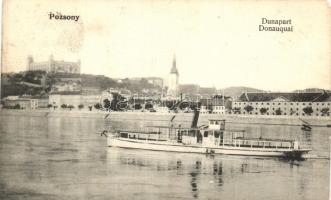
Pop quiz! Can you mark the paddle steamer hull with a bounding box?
[107,137,309,158]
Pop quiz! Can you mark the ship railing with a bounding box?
[116,130,170,142]
[220,139,294,149]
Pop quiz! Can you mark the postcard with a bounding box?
[1,0,330,199]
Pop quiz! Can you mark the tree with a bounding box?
[275,108,282,115]
[134,104,142,110]
[145,102,154,110]
[103,99,111,110]
[61,104,67,109]
[321,107,330,116]
[110,93,121,111]
[225,100,232,110]
[165,100,177,110]
[259,107,267,115]
[14,104,20,109]
[178,101,190,110]
[244,105,254,114]
[68,105,74,111]
[94,103,102,110]
[88,105,92,111]
[116,101,128,111]
[303,106,313,116]
[47,104,53,108]
[78,104,84,110]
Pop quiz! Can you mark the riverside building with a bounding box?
[232,92,331,116]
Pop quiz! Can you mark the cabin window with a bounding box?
[120,132,128,138]
[214,132,220,138]
[204,131,209,137]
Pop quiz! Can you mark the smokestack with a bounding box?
[191,101,201,128]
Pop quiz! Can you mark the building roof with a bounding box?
[49,91,82,95]
[238,92,331,102]
[200,98,225,106]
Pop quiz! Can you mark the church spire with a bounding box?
[170,54,178,75]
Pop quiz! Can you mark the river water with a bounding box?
[0,114,330,199]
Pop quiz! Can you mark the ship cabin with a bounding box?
[177,119,299,149]
[178,119,226,146]
[114,119,299,150]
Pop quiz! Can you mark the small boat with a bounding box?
[301,124,312,131]
[106,107,311,159]
[299,118,312,131]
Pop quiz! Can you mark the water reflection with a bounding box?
[107,147,327,199]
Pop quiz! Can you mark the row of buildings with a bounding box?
[4,55,330,116]
[2,91,330,117]
[232,92,331,116]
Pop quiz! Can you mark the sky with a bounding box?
[2,0,331,91]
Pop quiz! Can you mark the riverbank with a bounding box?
[1,109,330,127]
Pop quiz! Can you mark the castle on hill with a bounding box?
[27,55,80,74]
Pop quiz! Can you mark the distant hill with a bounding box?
[1,71,162,98]
[293,88,331,93]
[221,86,265,98]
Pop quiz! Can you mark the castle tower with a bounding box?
[167,54,179,97]
[27,56,34,71]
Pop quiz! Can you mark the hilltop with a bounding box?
[222,86,265,98]
[1,71,162,97]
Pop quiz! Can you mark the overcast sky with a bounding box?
[2,0,331,91]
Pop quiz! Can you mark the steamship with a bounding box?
[105,108,311,159]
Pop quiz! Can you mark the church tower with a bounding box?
[167,54,179,97]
